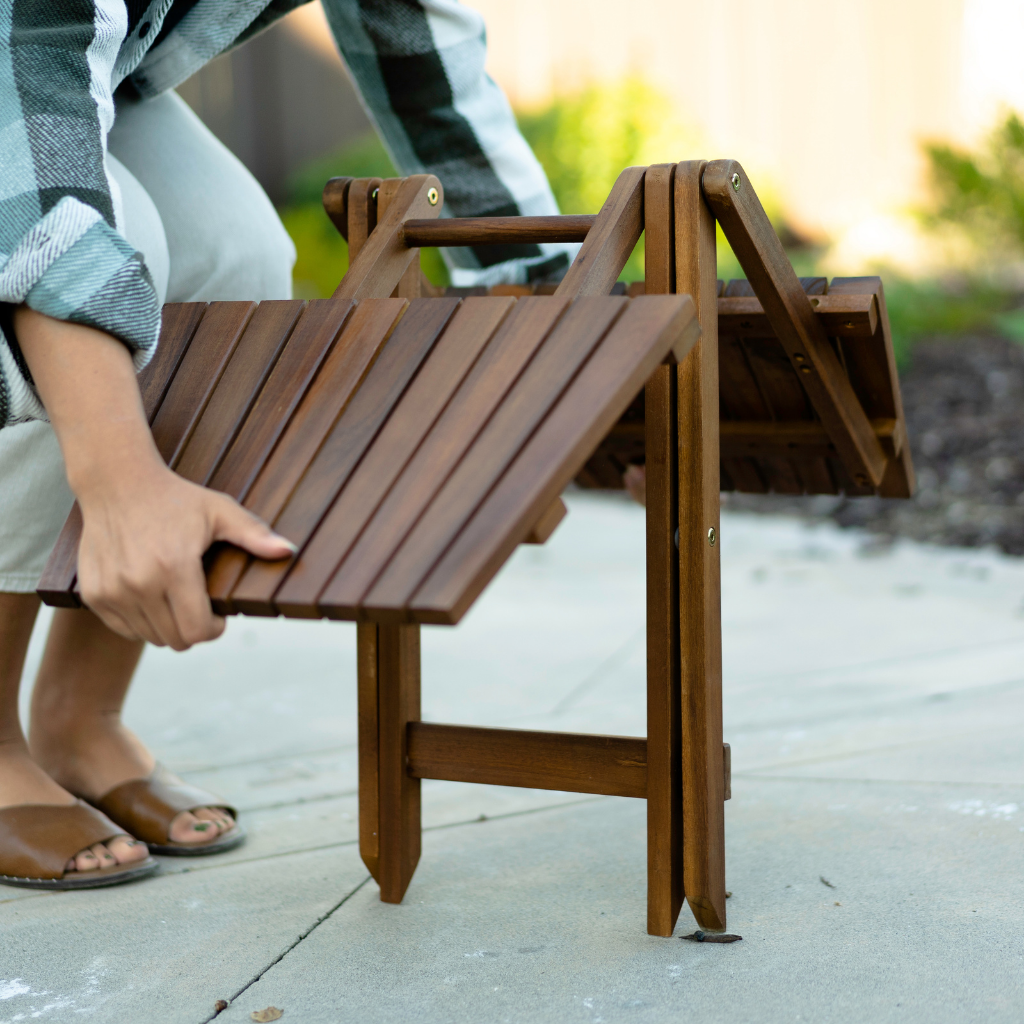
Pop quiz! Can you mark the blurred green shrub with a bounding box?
[923,112,1024,263]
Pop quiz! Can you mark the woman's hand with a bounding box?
[14,307,293,650]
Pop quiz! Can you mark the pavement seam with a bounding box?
[158,794,606,879]
[734,772,1024,789]
[201,874,372,1024]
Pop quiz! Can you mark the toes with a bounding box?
[194,806,234,831]
[169,810,219,844]
[73,847,101,872]
[106,835,149,865]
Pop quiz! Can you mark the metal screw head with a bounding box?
[730,173,740,192]
[708,526,717,546]
[427,187,439,206]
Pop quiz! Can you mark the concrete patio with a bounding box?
[3,492,1023,1023]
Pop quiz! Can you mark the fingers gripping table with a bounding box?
[39,163,912,937]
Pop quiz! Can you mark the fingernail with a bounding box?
[275,535,298,554]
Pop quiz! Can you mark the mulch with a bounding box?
[721,334,1024,555]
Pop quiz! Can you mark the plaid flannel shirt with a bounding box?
[0,0,569,427]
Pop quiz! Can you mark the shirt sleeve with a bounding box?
[0,1,161,428]
[320,0,578,287]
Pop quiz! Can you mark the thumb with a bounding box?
[210,495,297,561]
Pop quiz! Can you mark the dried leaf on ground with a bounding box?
[251,1009,284,1023]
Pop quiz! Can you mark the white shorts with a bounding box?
[0,91,296,592]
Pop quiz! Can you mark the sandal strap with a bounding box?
[0,801,125,880]
[93,764,236,845]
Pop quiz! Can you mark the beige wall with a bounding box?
[463,0,1024,263]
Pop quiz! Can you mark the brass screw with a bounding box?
[731,173,740,192]
[427,187,439,206]
[708,526,717,546]
[793,353,805,361]
[800,366,812,373]
[844,321,855,328]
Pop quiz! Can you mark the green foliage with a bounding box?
[923,111,1024,260]
[882,277,1016,367]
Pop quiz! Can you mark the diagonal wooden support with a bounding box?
[702,160,887,489]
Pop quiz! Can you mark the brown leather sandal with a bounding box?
[89,764,246,857]
[0,800,158,890]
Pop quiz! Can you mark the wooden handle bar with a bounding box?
[401,215,595,247]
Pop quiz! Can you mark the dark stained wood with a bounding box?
[312,297,562,618]
[208,299,403,613]
[361,298,630,620]
[642,162,683,938]
[208,299,357,502]
[335,176,444,302]
[555,167,646,298]
[272,297,502,618]
[139,303,209,415]
[829,277,915,498]
[345,177,381,261]
[376,623,421,903]
[402,215,595,247]
[523,497,567,545]
[378,178,422,301]
[37,302,209,607]
[357,622,381,882]
[205,298,357,611]
[151,301,256,469]
[175,300,305,486]
[408,296,700,625]
[674,160,727,934]
[322,176,352,240]
[407,723,648,798]
[720,418,900,459]
[718,293,878,338]
[702,160,887,489]
[230,299,459,616]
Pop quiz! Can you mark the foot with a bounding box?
[0,741,148,874]
[29,716,235,846]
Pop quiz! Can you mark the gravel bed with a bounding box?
[721,334,1024,555]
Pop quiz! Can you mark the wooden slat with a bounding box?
[674,160,727,934]
[175,300,305,485]
[642,162,684,938]
[270,297,506,618]
[38,302,208,607]
[702,160,887,489]
[720,418,900,460]
[829,277,915,498]
[151,301,256,469]
[206,298,395,612]
[718,293,878,338]
[402,216,595,247]
[205,300,357,610]
[408,295,700,625]
[229,298,458,616]
[407,723,647,798]
[555,167,646,298]
[335,175,443,302]
[207,298,357,502]
[357,622,381,882]
[311,297,564,618]
[377,623,421,903]
[523,497,567,545]
[359,297,630,621]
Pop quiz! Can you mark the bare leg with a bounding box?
[0,593,147,873]
[29,608,235,844]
